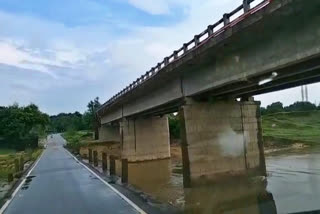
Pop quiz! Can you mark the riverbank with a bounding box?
[262,111,320,144]
[261,111,320,154]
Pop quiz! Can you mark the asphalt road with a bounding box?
[3,134,140,214]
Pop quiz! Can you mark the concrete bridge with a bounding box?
[95,0,320,187]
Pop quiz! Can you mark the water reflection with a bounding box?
[127,147,320,214]
[128,159,183,205]
[184,178,276,214]
[128,159,276,213]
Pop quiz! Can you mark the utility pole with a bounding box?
[301,86,305,102]
[305,85,309,102]
[301,85,309,102]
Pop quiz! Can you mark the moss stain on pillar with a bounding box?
[256,104,267,176]
[110,156,116,176]
[93,151,98,167]
[179,106,191,188]
[121,159,128,183]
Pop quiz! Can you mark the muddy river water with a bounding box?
[127,147,320,214]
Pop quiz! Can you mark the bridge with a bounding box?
[94,0,320,187]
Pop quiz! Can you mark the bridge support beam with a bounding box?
[99,124,120,142]
[180,98,266,187]
[121,116,171,162]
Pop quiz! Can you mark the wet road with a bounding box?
[3,134,139,214]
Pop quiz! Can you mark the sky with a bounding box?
[0,0,319,115]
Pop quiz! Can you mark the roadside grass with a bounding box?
[63,130,93,154]
[0,149,43,180]
[262,111,320,147]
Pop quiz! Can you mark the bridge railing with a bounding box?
[98,0,271,114]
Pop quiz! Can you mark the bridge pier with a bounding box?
[99,123,120,142]
[121,116,171,162]
[180,98,266,187]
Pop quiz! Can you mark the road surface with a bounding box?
[2,134,140,214]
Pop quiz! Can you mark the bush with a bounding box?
[169,114,180,140]
[63,130,89,154]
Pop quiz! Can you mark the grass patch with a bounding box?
[0,149,43,180]
[63,130,93,154]
[262,111,320,147]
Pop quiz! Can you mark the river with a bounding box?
[127,147,320,214]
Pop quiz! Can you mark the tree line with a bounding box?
[260,101,320,115]
[49,97,101,133]
[0,104,49,150]
[0,97,101,151]
[1,98,318,150]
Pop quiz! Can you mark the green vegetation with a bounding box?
[0,104,49,151]
[169,113,180,140]
[49,112,87,133]
[262,111,320,146]
[49,97,101,139]
[261,101,319,115]
[0,103,46,182]
[63,130,93,154]
[0,149,16,155]
[0,149,43,180]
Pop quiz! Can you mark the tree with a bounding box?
[284,101,317,112]
[49,112,87,133]
[260,107,267,115]
[168,113,180,140]
[85,97,101,139]
[0,103,49,150]
[265,102,284,114]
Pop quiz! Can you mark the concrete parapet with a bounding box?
[180,98,266,187]
[121,116,171,162]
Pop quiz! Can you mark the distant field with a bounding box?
[262,111,320,146]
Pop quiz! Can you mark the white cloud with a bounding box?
[127,0,171,15]
[108,0,244,78]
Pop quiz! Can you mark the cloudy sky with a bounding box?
[0,0,319,115]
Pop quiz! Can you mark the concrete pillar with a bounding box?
[180,98,266,187]
[88,148,93,164]
[102,152,108,172]
[93,151,98,167]
[99,124,120,142]
[121,159,128,183]
[121,116,171,162]
[109,156,116,176]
